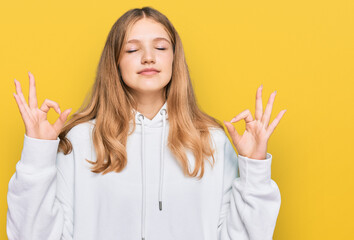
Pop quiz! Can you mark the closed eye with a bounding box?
[126,48,166,53]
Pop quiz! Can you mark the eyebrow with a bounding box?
[126,37,171,45]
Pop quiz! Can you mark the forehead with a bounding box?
[125,18,170,43]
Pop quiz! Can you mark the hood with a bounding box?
[131,101,168,128]
[132,101,168,240]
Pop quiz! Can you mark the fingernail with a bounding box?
[274,90,277,95]
[230,118,236,123]
[58,107,61,114]
[260,84,263,89]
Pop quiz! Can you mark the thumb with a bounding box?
[53,108,72,133]
[223,121,241,144]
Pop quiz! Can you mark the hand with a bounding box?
[224,85,286,160]
[13,71,72,140]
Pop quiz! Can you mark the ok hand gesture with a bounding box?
[13,72,72,140]
[224,85,287,160]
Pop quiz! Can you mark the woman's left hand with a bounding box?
[224,85,287,160]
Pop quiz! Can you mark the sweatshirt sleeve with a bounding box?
[6,133,74,240]
[217,136,281,240]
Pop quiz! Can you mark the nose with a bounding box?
[141,49,155,64]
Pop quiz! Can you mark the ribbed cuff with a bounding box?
[18,134,60,173]
[237,153,273,190]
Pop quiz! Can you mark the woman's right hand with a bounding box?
[13,71,72,140]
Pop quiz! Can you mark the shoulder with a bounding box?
[65,119,95,144]
[209,126,237,156]
[208,127,229,146]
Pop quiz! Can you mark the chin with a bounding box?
[137,78,167,86]
[139,86,164,92]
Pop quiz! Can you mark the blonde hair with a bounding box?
[58,6,225,179]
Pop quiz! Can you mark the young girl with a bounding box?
[8,6,286,240]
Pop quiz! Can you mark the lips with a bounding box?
[138,68,160,74]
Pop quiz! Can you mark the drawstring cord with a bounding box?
[138,114,146,240]
[159,108,167,211]
[138,108,167,240]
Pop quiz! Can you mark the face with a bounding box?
[119,18,174,98]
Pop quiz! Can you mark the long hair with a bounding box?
[58,6,225,179]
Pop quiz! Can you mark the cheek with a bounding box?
[120,58,132,74]
[161,53,174,73]
[119,57,138,80]
[119,60,135,87]
[160,57,173,84]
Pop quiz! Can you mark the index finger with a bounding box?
[28,71,38,109]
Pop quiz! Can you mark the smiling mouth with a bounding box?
[139,70,159,76]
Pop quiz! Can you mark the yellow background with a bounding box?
[1,0,353,239]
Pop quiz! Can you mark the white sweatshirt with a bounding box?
[7,101,281,240]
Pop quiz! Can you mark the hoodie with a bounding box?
[7,101,281,240]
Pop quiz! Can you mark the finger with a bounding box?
[230,109,254,124]
[40,99,61,114]
[14,79,32,117]
[255,84,263,121]
[13,92,31,124]
[28,72,38,109]
[261,90,276,127]
[224,121,241,143]
[266,109,286,138]
[53,108,72,134]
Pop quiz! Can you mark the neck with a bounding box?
[133,91,166,120]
